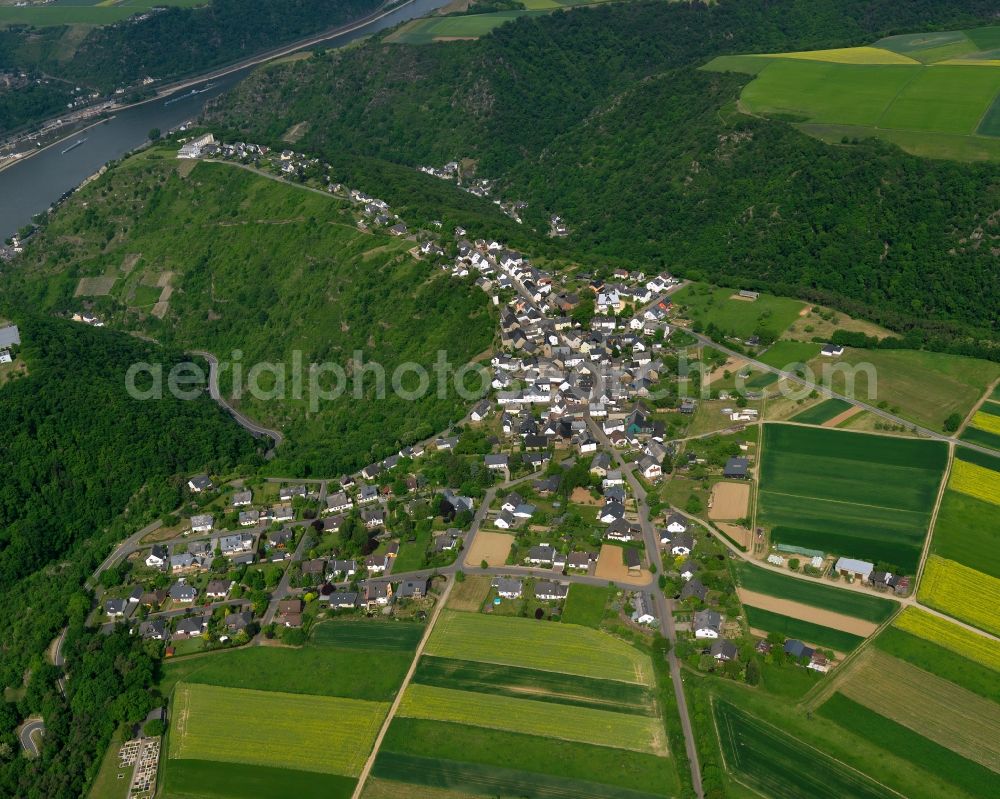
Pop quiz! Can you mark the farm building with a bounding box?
[835,557,874,582]
[723,457,750,479]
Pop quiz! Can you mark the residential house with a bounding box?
[567,551,598,572]
[494,510,516,530]
[138,619,167,640]
[711,640,738,661]
[205,580,233,600]
[187,475,213,493]
[664,532,695,556]
[232,490,252,507]
[358,484,380,504]
[723,457,749,479]
[680,578,708,603]
[190,514,214,533]
[598,502,626,524]
[277,599,303,628]
[301,559,326,579]
[397,579,429,600]
[821,343,845,357]
[605,518,641,542]
[326,491,353,514]
[470,400,491,422]
[225,610,253,633]
[327,559,357,580]
[631,593,656,625]
[145,545,168,570]
[239,510,260,527]
[494,577,523,599]
[535,581,568,601]
[364,581,393,608]
[174,616,208,639]
[168,582,197,603]
[526,545,556,566]
[638,455,662,480]
[362,508,386,529]
[693,609,721,638]
[104,598,129,618]
[624,548,642,573]
[665,514,688,535]
[679,561,700,582]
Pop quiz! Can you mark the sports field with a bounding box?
[398,683,665,753]
[425,610,652,684]
[713,700,889,798]
[918,555,1000,636]
[703,26,1000,161]
[757,424,946,570]
[733,561,896,621]
[834,649,1000,770]
[169,683,387,776]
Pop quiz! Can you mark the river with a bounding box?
[0,0,448,239]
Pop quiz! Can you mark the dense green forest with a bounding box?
[0,316,256,793]
[0,0,382,134]
[209,0,1000,353]
[5,151,496,475]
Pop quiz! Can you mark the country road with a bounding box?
[191,350,284,448]
[18,718,44,757]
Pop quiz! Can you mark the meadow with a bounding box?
[743,605,863,652]
[917,555,1000,636]
[445,575,492,612]
[398,683,664,753]
[310,619,424,650]
[733,561,897,622]
[819,694,995,799]
[376,718,678,797]
[0,0,206,27]
[672,282,805,339]
[875,625,998,700]
[835,649,1000,770]
[704,30,1000,161]
[412,656,655,715]
[162,760,356,799]
[561,583,612,628]
[160,633,417,701]
[713,700,888,799]
[756,340,822,369]
[425,610,652,684]
[758,424,946,570]
[169,683,387,775]
[805,348,1000,433]
[788,397,852,425]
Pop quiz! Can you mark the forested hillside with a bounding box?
[0,0,382,134]
[0,316,256,796]
[5,150,497,475]
[209,0,1000,353]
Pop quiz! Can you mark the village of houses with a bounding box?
[81,136,914,788]
[86,135,899,674]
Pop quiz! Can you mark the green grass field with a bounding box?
[818,694,995,799]
[169,683,387,776]
[377,718,678,797]
[398,683,664,753]
[733,561,897,622]
[789,397,853,425]
[756,340,822,369]
[561,584,612,628]
[161,636,416,701]
[388,9,546,44]
[960,424,1000,451]
[713,700,889,798]
[425,610,653,684]
[0,0,206,27]
[391,528,432,572]
[930,489,1000,578]
[758,424,946,570]
[162,760,356,799]
[372,752,669,799]
[808,348,1000,433]
[743,605,864,652]
[310,619,424,650]
[672,282,805,339]
[873,627,998,701]
[412,656,655,715]
[703,29,1000,161]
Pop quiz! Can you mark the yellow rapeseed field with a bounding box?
[918,556,1000,637]
[894,607,1000,671]
[970,410,1000,436]
[948,459,1000,505]
[759,46,919,65]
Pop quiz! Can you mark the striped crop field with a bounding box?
[835,649,1000,771]
[893,607,1000,671]
[918,555,1000,636]
[424,610,652,684]
[397,683,665,754]
[169,683,387,776]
